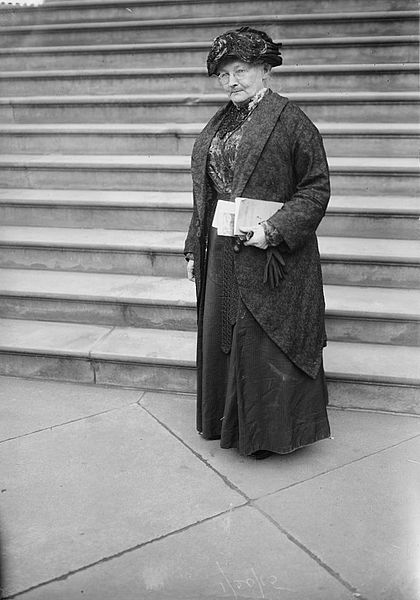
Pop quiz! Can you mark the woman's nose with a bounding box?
[228,72,240,85]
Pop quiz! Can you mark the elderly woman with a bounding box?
[184,27,331,459]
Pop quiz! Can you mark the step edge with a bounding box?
[0,243,418,264]
[1,199,418,215]
[2,0,416,13]
[0,158,418,173]
[0,289,196,307]
[1,62,418,78]
[2,91,418,105]
[1,290,419,321]
[1,10,418,33]
[1,122,419,135]
[0,346,418,385]
[1,35,418,55]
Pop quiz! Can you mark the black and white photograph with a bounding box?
[0,1,419,598]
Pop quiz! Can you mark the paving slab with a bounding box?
[0,376,141,442]
[140,392,420,499]
[13,505,355,600]
[0,404,244,597]
[256,436,420,600]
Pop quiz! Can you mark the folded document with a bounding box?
[212,197,283,237]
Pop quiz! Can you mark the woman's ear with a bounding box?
[262,63,272,80]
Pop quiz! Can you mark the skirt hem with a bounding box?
[220,425,332,457]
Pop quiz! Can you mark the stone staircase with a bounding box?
[0,0,419,414]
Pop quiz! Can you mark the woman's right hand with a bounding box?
[187,260,195,282]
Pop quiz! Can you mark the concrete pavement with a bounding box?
[0,376,419,600]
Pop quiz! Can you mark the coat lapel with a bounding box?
[191,103,228,221]
[231,91,289,198]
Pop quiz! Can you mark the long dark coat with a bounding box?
[184,90,330,380]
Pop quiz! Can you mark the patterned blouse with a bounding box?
[208,87,266,197]
[207,87,283,245]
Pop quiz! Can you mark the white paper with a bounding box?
[212,200,236,236]
[211,198,283,237]
[234,197,283,236]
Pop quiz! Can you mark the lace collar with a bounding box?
[217,87,269,138]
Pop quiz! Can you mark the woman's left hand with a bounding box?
[240,224,269,250]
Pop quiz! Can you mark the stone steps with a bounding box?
[1,268,419,347]
[1,36,418,70]
[0,226,419,288]
[1,63,418,96]
[1,121,418,158]
[1,0,416,26]
[0,1,417,412]
[0,316,418,413]
[1,11,417,47]
[1,189,419,241]
[0,154,418,195]
[1,92,418,124]
[0,189,193,232]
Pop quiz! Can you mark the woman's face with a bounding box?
[216,59,269,105]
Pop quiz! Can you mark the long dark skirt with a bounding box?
[198,228,331,456]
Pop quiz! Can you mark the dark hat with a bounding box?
[207,26,282,77]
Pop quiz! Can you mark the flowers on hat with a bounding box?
[207,26,282,77]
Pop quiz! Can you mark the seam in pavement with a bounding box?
[139,401,251,501]
[252,503,368,600]
[4,399,415,598]
[138,402,368,598]
[247,434,420,599]
[2,505,245,600]
[259,431,420,501]
[138,398,420,503]
[0,393,145,444]
[138,402,418,600]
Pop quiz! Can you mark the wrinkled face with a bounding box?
[216,58,269,105]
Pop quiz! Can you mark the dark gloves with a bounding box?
[263,247,287,289]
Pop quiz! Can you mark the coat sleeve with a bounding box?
[184,151,202,258]
[184,204,199,257]
[267,107,330,252]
